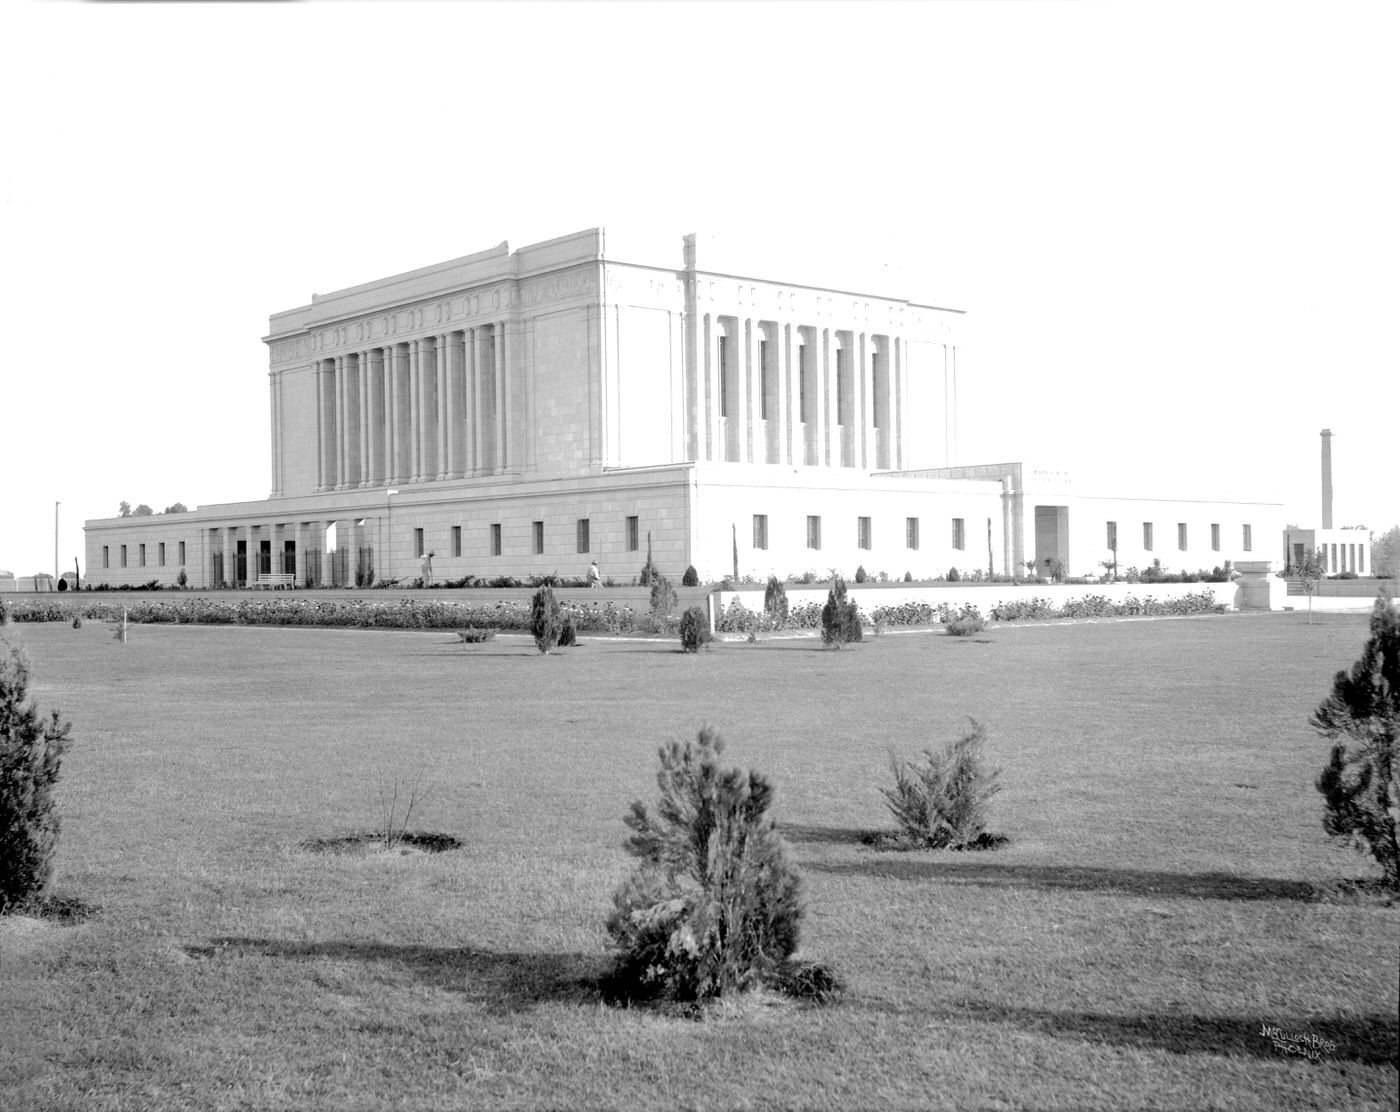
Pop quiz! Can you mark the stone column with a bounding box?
[819,328,834,468]
[706,315,722,462]
[494,321,507,473]
[313,360,326,491]
[334,355,348,490]
[774,324,790,465]
[356,353,369,487]
[744,318,760,463]
[893,337,904,471]
[408,340,422,483]
[444,332,461,478]
[852,333,867,470]
[473,326,488,475]
[222,528,236,588]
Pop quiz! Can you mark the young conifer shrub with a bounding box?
[679,606,711,653]
[530,585,563,654]
[605,727,837,1003]
[682,564,700,587]
[820,578,863,648]
[1311,595,1400,890]
[650,574,679,618]
[763,575,789,624]
[558,615,578,647]
[1,645,75,912]
[882,718,1002,849]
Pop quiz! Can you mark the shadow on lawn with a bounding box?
[806,856,1322,902]
[187,937,607,1013]
[947,1001,1398,1067]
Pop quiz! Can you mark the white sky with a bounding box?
[2,1,1396,578]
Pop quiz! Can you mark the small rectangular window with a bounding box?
[414,528,424,558]
[452,525,462,557]
[139,544,146,568]
[907,517,920,550]
[1143,523,1154,551]
[103,546,110,569]
[577,518,590,554]
[1243,524,1253,552]
[952,518,966,551]
[858,516,872,550]
[626,516,640,552]
[1211,523,1220,552]
[533,521,545,555]
[490,524,501,557]
[179,541,186,566]
[807,515,821,550]
[158,542,166,567]
[1178,523,1188,551]
[753,514,768,551]
[1106,521,1118,551]
[121,545,127,568]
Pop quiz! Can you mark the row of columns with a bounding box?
[1322,542,1367,574]
[313,323,510,492]
[699,316,901,471]
[209,520,376,587]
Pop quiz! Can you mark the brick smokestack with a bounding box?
[1320,428,1334,529]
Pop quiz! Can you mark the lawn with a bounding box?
[1,611,1396,1111]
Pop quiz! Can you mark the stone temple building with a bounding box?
[84,228,1281,587]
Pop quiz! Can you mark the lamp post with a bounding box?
[54,501,60,589]
[384,490,398,584]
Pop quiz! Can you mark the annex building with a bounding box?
[84,229,1281,588]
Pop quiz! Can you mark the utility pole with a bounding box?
[54,501,61,587]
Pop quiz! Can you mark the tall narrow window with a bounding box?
[835,344,846,426]
[753,514,768,550]
[103,546,110,569]
[1178,523,1188,551]
[179,541,186,565]
[490,524,501,557]
[414,528,424,558]
[759,338,769,420]
[158,542,166,567]
[798,341,808,421]
[533,521,544,555]
[857,517,872,550]
[906,517,920,550]
[1243,524,1253,552]
[952,518,966,551]
[626,516,639,552]
[719,335,729,418]
[120,545,127,568]
[452,525,462,557]
[1211,523,1221,552]
[1106,521,1118,552]
[807,515,822,550]
[1143,523,1154,551]
[139,543,146,568]
[577,518,591,554]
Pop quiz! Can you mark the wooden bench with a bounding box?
[252,573,296,590]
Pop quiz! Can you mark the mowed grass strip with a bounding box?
[1,612,1396,1111]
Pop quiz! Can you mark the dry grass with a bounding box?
[0,612,1395,1110]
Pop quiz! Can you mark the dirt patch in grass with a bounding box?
[298,831,463,856]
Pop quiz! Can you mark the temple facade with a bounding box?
[84,229,1281,588]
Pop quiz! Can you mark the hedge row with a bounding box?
[989,592,1227,621]
[0,597,675,634]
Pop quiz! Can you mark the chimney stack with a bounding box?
[1320,428,1334,529]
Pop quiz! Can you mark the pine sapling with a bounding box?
[1311,595,1400,890]
[1,645,75,912]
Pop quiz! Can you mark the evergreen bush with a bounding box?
[604,727,836,1003]
[529,585,563,654]
[854,565,868,584]
[882,718,1002,849]
[1311,595,1400,890]
[650,574,678,618]
[681,564,700,587]
[679,606,711,652]
[763,575,789,624]
[1,645,74,912]
[820,578,862,648]
[558,615,578,647]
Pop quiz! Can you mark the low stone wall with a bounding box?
[715,579,1240,618]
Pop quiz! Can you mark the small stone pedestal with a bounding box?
[1233,560,1287,611]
